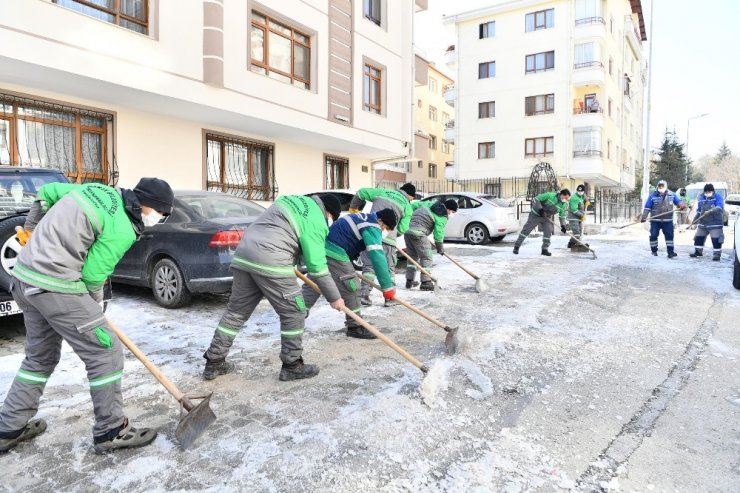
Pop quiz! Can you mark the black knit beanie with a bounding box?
[320,193,342,221]
[443,199,458,212]
[375,208,398,230]
[133,177,174,215]
[399,183,416,198]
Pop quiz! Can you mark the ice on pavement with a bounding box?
[1,224,738,491]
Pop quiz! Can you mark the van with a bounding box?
[685,181,730,225]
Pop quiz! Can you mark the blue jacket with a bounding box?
[325,212,393,290]
[695,193,724,229]
[641,190,680,222]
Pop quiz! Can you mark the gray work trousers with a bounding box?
[404,234,433,283]
[568,219,583,239]
[302,257,360,328]
[0,280,124,439]
[205,269,306,365]
[514,213,555,249]
[359,235,397,298]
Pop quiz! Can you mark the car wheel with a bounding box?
[465,222,490,245]
[733,250,740,290]
[491,235,506,243]
[150,258,192,308]
[0,216,27,291]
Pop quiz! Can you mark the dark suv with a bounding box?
[0,166,110,318]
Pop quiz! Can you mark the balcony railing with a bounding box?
[574,61,603,70]
[573,149,603,158]
[445,120,455,128]
[575,17,605,26]
[573,106,603,114]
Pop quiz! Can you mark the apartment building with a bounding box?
[444,0,646,193]
[0,0,426,199]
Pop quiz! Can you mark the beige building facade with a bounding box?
[444,0,646,193]
[0,0,426,199]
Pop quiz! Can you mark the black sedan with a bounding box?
[112,190,264,308]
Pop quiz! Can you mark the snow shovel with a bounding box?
[356,273,460,354]
[106,318,216,449]
[552,218,597,260]
[294,269,429,375]
[610,209,676,230]
[397,248,441,292]
[440,253,488,293]
[678,209,714,234]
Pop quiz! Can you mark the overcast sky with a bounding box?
[415,0,740,163]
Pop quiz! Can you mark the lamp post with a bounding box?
[685,112,709,183]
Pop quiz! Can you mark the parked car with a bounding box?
[418,192,521,245]
[111,190,264,308]
[0,166,114,319]
[725,193,740,226]
[727,195,740,290]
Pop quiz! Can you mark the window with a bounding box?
[623,74,632,96]
[442,141,450,153]
[525,94,554,115]
[429,77,437,94]
[575,0,604,23]
[417,99,422,108]
[0,93,113,184]
[573,127,602,157]
[418,161,424,168]
[525,51,554,73]
[478,101,496,118]
[525,8,554,31]
[478,142,495,159]
[206,133,275,200]
[52,0,148,34]
[363,63,382,114]
[429,105,437,122]
[251,12,311,89]
[608,98,612,116]
[478,61,496,79]
[525,137,554,157]
[574,42,602,68]
[364,0,381,26]
[609,57,613,75]
[479,21,495,38]
[428,163,437,178]
[442,112,450,125]
[325,155,349,189]
[429,135,437,150]
[607,139,612,159]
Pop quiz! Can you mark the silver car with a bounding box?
[419,192,521,245]
[727,195,740,290]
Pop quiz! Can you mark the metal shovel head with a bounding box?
[176,393,216,449]
[444,326,460,354]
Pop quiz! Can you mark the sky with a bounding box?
[415,0,740,163]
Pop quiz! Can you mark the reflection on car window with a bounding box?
[469,199,482,208]
[179,195,265,219]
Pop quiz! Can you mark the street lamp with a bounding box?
[686,112,709,182]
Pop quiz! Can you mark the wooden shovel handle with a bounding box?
[294,270,428,373]
[106,318,192,410]
[442,253,479,280]
[355,274,449,331]
[396,248,439,284]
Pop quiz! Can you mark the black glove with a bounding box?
[560,225,567,234]
[435,241,445,255]
[640,217,646,223]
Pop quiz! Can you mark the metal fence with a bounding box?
[591,190,642,224]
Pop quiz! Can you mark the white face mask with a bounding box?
[577,191,585,196]
[705,192,714,198]
[142,210,163,227]
[561,197,568,203]
[381,229,389,238]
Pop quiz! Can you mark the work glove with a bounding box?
[711,206,722,212]
[435,241,445,255]
[382,287,396,301]
[688,223,698,230]
[348,208,361,214]
[560,225,567,234]
[580,215,587,223]
[14,227,32,246]
[678,204,686,210]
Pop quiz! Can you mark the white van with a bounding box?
[685,181,729,225]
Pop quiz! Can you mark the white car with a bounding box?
[725,194,740,226]
[418,192,521,245]
[727,195,740,290]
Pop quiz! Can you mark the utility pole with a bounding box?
[641,0,655,203]
[686,112,709,183]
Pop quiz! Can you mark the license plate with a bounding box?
[0,299,21,317]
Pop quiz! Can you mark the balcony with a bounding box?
[572,61,605,86]
[374,161,411,173]
[574,17,606,38]
[625,17,642,58]
[573,105,604,126]
[573,149,603,158]
[443,85,456,107]
[443,120,455,143]
[445,45,457,67]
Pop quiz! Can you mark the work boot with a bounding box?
[279,358,319,381]
[689,249,703,258]
[359,293,372,306]
[93,419,157,454]
[541,248,552,257]
[405,279,419,289]
[566,239,575,248]
[419,281,435,291]
[513,245,520,255]
[667,251,678,258]
[651,250,658,256]
[346,324,377,339]
[202,359,235,381]
[712,252,721,261]
[0,419,46,453]
[384,298,400,307]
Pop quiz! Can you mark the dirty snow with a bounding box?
[1,223,739,491]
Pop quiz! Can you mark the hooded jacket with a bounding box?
[13,183,139,294]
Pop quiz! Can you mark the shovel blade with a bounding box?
[444,326,460,354]
[175,394,216,449]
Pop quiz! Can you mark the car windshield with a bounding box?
[478,195,512,207]
[0,171,68,216]
[178,194,265,219]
